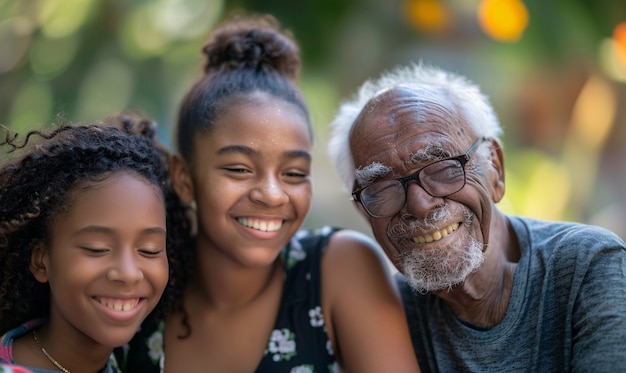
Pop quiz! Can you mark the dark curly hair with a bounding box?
[0,114,193,335]
[176,13,312,164]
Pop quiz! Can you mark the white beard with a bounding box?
[388,206,485,293]
[400,234,484,293]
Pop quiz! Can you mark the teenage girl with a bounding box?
[117,15,419,373]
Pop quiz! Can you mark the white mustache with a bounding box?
[387,204,464,242]
[385,205,485,293]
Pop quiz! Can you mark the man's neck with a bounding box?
[434,212,520,327]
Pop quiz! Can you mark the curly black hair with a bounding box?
[0,114,193,335]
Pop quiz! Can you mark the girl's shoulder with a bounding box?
[1,319,46,361]
[324,228,388,268]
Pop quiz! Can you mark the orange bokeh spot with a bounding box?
[478,0,529,42]
[613,22,626,67]
[403,0,450,34]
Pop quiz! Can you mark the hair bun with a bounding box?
[202,15,301,81]
[104,111,157,140]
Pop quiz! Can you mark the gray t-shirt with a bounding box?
[397,216,626,372]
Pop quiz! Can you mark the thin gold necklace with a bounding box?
[32,330,71,373]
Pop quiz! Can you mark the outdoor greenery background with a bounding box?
[1,0,624,240]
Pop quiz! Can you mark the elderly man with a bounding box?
[327,63,626,372]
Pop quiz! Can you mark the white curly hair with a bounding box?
[327,62,504,192]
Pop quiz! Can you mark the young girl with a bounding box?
[117,14,419,373]
[0,115,186,373]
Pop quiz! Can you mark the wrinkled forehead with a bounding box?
[349,85,462,161]
[349,86,471,185]
[351,85,457,137]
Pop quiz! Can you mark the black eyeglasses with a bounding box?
[352,137,487,218]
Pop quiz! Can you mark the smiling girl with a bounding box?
[116,14,419,373]
[0,115,185,373]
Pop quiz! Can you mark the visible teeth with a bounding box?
[99,298,139,312]
[413,222,460,244]
[237,217,282,232]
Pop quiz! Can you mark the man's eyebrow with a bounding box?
[409,143,450,165]
[355,162,393,186]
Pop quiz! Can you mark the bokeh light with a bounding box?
[477,0,529,42]
[8,80,53,131]
[30,34,79,80]
[505,150,571,221]
[403,0,450,34]
[0,17,34,73]
[599,38,626,83]
[613,22,626,67]
[76,58,134,121]
[38,0,96,39]
[569,74,616,153]
[120,0,222,60]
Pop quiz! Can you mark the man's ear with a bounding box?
[170,154,195,205]
[29,243,49,284]
[487,139,506,203]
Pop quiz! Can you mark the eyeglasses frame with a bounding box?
[352,137,488,218]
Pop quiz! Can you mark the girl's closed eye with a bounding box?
[138,246,166,257]
[80,246,110,255]
[224,166,251,173]
[284,170,309,179]
[222,166,255,180]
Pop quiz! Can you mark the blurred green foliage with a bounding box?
[1,0,624,238]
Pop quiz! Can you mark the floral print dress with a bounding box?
[115,226,341,373]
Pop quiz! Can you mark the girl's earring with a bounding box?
[187,201,198,235]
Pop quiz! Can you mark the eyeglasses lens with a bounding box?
[360,159,466,217]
